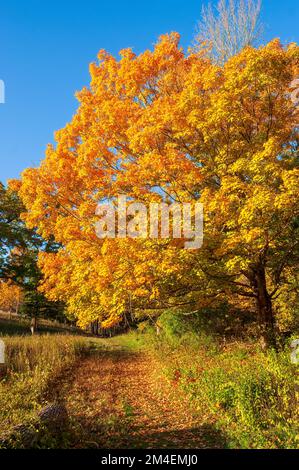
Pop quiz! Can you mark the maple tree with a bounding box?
[0,280,22,314]
[12,34,299,346]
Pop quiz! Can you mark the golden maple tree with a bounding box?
[0,280,22,314]
[11,34,299,346]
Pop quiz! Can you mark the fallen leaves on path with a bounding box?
[55,349,226,449]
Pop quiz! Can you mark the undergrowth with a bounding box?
[123,311,299,449]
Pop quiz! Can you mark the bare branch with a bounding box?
[194,0,263,64]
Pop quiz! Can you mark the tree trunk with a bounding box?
[253,264,276,349]
[94,320,99,336]
[15,298,20,316]
[90,320,99,336]
[30,316,38,335]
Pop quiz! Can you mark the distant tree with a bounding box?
[0,280,22,316]
[194,0,262,64]
[0,183,64,330]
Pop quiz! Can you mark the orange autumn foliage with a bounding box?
[11,34,299,336]
[0,281,22,313]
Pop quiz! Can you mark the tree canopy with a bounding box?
[12,35,299,345]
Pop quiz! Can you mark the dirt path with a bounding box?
[53,348,226,449]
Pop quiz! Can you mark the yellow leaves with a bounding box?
[243,227,263,244]
[0,281,22,312]
[282,168,299,196]
[149,287,160,301]
[275,168,299,210]
[119,48,136,61]
[13,36,299,328]
[8,178,22,193]
[238,187,274,227]
[225,256,250,274]
[273,281,299,331]
[133,287,148,298]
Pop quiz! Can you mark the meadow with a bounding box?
[0,325,89,446]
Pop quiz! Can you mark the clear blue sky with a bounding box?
[0,0,298,184]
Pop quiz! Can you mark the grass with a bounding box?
[0,312,114,448]
[0,334,90,445]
